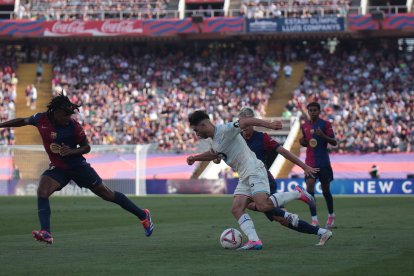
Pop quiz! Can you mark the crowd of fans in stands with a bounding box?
[50,43,281,152]
[1,40,413,154]
[240,0,351,19]
[288,40,414,153]
[0,46,18,145]
[16,0,172,20]
[13,0,409,20]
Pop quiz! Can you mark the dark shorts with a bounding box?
[267,171,277,194]
[305,165,334,184]
[265,171,281,222]
[42,164,102,190]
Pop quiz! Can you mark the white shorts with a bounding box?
[234,166,270,197]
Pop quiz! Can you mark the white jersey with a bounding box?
[210,122,265,179]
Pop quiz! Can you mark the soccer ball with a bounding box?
[220,228,243,249]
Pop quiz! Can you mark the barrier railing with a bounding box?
[367,5,408,14]
[0,5,410,20]
[0,9,180,20]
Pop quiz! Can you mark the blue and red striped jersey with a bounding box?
[28,112,87,170]
[244,131,280,165]
[301,118,335,167]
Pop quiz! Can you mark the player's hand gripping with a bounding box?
[59,143,73,156]
[187,156,196,165]
[315,128,327,138]
[303,165,319,178]
[299,137,308,147]
[269,120,283,130]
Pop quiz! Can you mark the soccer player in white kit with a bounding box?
[187,110,316,250]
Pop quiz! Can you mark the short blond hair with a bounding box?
[238,107,255,118]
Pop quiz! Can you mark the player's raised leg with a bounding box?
[316,230,333,246]
[71,164,154,237]
[268,208,332,246]
[266,185,315,209]
[91,184,154,237]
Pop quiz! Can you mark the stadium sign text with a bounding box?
[43,20,144,36]
[247,16,345,33]
[273,179,413,195]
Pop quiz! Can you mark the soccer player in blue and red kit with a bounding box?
[0,94,154,244]
[238,107,332,245]
[300,102,337,229]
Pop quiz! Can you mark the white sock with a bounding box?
[312,216,319,221]
[283,211,293,219]
[238,213,259,242]
[328,213,335,217]
[317,228,327,236]
[269,191,300,207]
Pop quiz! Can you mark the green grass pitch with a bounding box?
[1,196,414,275]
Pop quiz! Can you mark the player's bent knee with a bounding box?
[91,184,115,201]
[246,202,256,211]
[231,206,244,218]
[255,202,272,213]
[37,189,50,198]
[102,191,115,202]
[37,185,55,198]
[99,191,114,202]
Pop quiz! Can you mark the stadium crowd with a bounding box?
[12,0,410,20]
[50,43,281,152]
[288,40,414,153]
[240,0,351,19]
[1,40,413,154]
[17,0,172,20]
[0,46,18,145]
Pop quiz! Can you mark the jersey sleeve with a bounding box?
[73,121,87,144]
[217,122,242,138]
[28,113,43,126]
[263,133,280,151]
[324,121,335,138]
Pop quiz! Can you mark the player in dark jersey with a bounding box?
[237,107,332,245]
[300,102,337,229]
[0,94,154,244]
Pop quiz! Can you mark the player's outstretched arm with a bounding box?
[239,117,282,131]
[187,150,219,165]
[276,146,319,178]
[0,117,31,128]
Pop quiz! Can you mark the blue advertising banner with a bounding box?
[226,178,414,195]
[273,179,414,195]
[3,178,412,195]
[247,16,345,33]
[146,178,413,195]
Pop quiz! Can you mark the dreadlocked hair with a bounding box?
[47,93,80,116]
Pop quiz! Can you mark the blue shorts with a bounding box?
[267,171,277,194]
[305,165,334,184]
[265,171,283,222]
[42,164,102,190]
